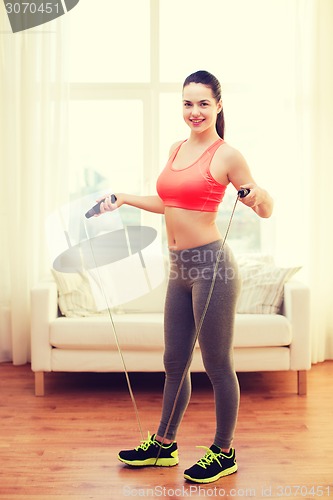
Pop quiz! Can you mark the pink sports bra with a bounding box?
[156,139,227,212]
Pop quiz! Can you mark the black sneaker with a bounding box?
[184,445,237,483]
[118,432,179,467]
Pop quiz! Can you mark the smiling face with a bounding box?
[182,82,222,136]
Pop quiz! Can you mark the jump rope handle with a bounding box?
[85,194,117,219]
[238,188,250,198]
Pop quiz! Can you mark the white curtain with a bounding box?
[0,12,69,364]
[305,0,333,362]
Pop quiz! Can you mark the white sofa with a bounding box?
[31,258,311,396]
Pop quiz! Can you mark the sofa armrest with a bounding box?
[281,280,311,371]
[31,280,58,373]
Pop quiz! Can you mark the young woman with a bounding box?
[98,70,273,484]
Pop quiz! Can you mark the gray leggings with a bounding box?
[157,240,241,449]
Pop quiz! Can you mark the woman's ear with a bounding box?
[217,100,223,114]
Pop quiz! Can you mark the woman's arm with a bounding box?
[98,193,165,215]
[224,147,274,219]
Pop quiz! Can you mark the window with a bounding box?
[68,100,143,194]
[67,0,295,254]
[68,0,150,82]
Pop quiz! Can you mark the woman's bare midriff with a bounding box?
[164,207,222,250]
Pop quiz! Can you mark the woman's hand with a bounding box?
[239,183,263,208]
[239,183,273,218]
[94,193,122,215]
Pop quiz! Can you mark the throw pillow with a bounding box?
[51,269,108,317]
[236,259,301,314]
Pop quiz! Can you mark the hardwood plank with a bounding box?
[0,363,333,499]
[34,371,44,397]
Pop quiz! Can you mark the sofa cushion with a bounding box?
[50,314,165,350]
[49,312,292,350]
[234,314,292,346]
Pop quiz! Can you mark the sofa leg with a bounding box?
[297,370,307,395]
[35,372,45,396]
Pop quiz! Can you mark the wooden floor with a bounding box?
[0,363,333,500]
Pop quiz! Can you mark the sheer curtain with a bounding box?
[0,12,69,364]
[304,0,333,362]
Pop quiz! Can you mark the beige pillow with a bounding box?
[236,259,301,314]
[51,269,108,317]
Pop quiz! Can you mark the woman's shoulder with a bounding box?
[210,140,249,183]
[168,139,186,156]
[216,140,247,167]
